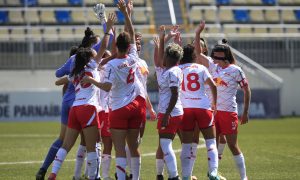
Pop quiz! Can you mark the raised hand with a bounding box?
[93,3,106,24]
[117,0,127,14]
[173,32,182,46]
[153,36,160,48]
[159,25,166,39]
[106,13,117,31]
[126,0,133,16]
[169,25,179,37]
[195,20,205,35]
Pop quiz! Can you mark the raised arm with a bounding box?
[153,36,160,67]
[158,25,166,68]
[195,21,210,68]
[117,0,135,44]
[123,0,133,33]
[94,13,117,63]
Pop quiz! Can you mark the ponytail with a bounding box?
[71,48,93,77]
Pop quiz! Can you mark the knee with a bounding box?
[227,143,240,154]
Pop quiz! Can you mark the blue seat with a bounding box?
[116,11,125,23]
[295,10,300,21]
[262,0,276,5]
[21,0,38,6]
[55,10,71,23]
[68,0,82,6]
[216,0,231,5]
[0,11,8,24]
[233,9,250,22]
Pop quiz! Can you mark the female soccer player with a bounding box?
[35,29,98,180]
[178,42,219,180]
[47,13,116,180]
[81,1,145,179]
[153,25,184,180]
[195,22,251,180]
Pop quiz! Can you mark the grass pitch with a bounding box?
[0,117,300,180]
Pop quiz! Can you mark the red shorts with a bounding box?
[68,105,99,131]
[214,111,238,135]
[181,108,214,131]
[109,96,146,129]
[99,111,111,137]
[157,113,183,135]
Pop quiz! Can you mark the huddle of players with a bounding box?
[35,0,251,180]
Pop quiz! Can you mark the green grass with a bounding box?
[0,118,300,180]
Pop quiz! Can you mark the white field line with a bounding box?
[0,138,206,166]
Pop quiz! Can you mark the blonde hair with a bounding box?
[165,42,184,61]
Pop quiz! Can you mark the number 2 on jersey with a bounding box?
[127,68,135,84]
[182,73,200,91]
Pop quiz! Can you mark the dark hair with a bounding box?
[69,46,78,57]
[116,32,131,53]
[79,27,98,48]
[191,37,208,56]
[211,38,236,64]
[200,37,208,56]
[71,48,93,77]
[180,44,196,64]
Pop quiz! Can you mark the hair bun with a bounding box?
[85,27,94,37]
[222,38,228,44]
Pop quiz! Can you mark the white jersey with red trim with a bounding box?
[136,59,149,98]
[207,58,248,113]
[156,66,183,117]
[179,63,212,109]
[104,44,143,110]
[70,59,100,107]
[98,63,109,112]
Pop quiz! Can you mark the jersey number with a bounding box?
[127,68,135,84]
[182,73,200,91]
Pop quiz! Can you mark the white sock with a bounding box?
[96,143,102,179]
[51,148,67,175]
[180,143,192,178]
[84,157,88,177]
[218,143,226,160]
[206,139,218,176]
[87,152,98,180]
[190,143,198,175]
[234,153,247,179]
[116,157,127,179]
[160,138,178,178]
[131,157,141,180]
[101,154,112,178]
[125,144,132,174]
[156,159,165,175]
[74,145,86,178]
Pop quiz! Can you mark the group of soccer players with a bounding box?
[35,1,251,180]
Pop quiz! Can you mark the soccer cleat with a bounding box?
[156,175,164,180]
[47,173,56,180]
[36,168,47,180]
[93,3,106,25]
[217,171,227,180]
[168,176,180,180]
[191,175,198,180]
[207,172,220,180]
[79,175,89,180]
[114,172,131,180]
